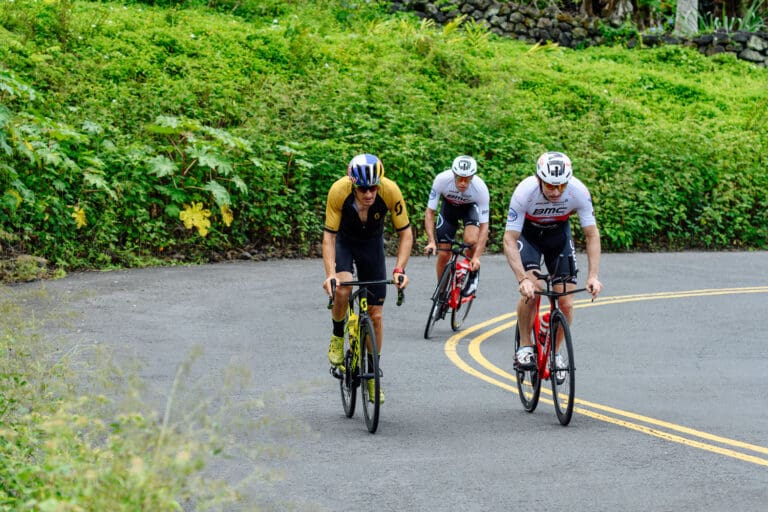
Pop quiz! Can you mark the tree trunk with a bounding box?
[675,0,699,36]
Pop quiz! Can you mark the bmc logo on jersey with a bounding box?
[533,206,567,216]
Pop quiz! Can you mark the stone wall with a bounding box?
[389,0,768,66]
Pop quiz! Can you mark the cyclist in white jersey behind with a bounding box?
[424,155,490,297]
[503,151,603,369]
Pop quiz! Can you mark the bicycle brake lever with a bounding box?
[327,278,336,309]
[396,275,405,306]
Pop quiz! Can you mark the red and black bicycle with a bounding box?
[514,271,586,426]
[423,239,477,339]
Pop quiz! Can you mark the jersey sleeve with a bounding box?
[323,177,350,233]
[427,177,441,211]
[379,177,410,232]
[572,179,597,228]
[475,178,491,224]
[505,179,533,232]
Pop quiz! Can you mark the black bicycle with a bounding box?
[424,240,477,339]
[514,270,586,426]
[328,278,404,433]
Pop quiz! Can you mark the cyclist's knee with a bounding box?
[368,306,383,323]
[559,297,574,317]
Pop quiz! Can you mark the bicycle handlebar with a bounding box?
[534,287,587,298]
[327,277,405,309]
[532,271,587,298]
[426,239,474,258]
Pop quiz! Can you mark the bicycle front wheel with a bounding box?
[451,269,477,331]
[450,293,473,331]
[514,323,541,412]
[550,310,575,426]
[424,265,452,339]
[339,326,357,418]
[360,316,380,433]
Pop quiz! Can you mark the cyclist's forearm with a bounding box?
[424,208,436,243]
[583,225,601,280]
[473,222,490,257]
[503,230,527,282]
[322,231,337,277]
[395,226,413,270]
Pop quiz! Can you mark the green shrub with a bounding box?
[0,0,766,275]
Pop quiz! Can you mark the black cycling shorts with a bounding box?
[334,233,387,305]
[436,201,481,243]
[518,220,578,283]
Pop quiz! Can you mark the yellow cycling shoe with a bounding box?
[366,378,384,404]
[327,335,344,366]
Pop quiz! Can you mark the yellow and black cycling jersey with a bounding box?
[324,176,410,240]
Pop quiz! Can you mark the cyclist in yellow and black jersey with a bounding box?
[324,175,410,241]
[322,154,413,403]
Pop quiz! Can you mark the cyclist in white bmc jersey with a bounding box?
[424,156,490,297]
[503,151,602,369]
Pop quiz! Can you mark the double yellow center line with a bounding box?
[444,287,768,466]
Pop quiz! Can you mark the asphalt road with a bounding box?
[19,251,768,511]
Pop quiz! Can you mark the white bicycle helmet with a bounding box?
[536,151,572,185]
[451,155,478,177]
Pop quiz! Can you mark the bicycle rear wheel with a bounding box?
[550,310,575,426]
[339,327,357,418]
[514,323,541,412]
[360,316,380,433]
[424,264,452,339]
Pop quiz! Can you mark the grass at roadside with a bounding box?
[0,285,309,510]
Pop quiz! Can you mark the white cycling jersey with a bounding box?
[427,170,490,223]
[505,175,596,232]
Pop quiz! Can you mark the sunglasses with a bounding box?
[543,182,567,192]
[453,174,473,184]
[355,185,378,193]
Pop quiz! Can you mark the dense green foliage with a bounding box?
[1,0,766,276]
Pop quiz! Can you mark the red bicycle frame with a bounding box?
[531,295,552,380]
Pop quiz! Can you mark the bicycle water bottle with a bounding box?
[456,257,471,286]
[538,312,550,344]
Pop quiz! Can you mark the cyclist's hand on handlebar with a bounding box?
[323,275,336,297]
[518,276,536,301]
[586,277,602,299]
[393,271,408,289]
[424,242,436,257]
[470,257,481,272]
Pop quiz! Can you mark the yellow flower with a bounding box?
[179,202,211,237]
[71,206,87,228]
[220,204,233,227]
[6,190,22,209]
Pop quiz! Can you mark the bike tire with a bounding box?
[360,316,380,433]
[424,264,452,339]
[550,310,575,426]
[450,278,475,332]
[340,320,357,418]
[514,323,541,412]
